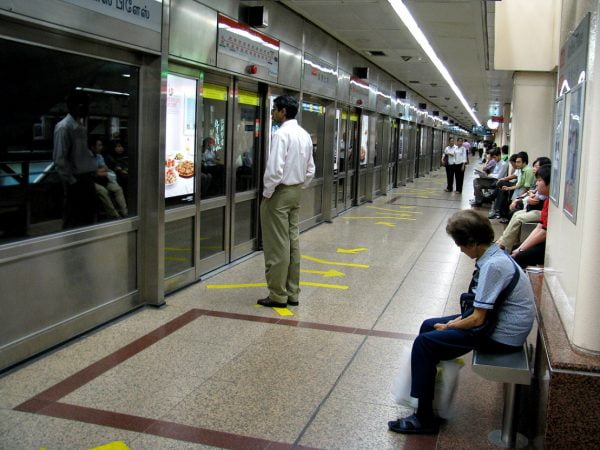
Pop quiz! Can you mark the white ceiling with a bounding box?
[280,0,514,130]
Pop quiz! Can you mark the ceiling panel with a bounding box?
[281,0,513,129]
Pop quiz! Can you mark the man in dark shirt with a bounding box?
[53,91,98,228]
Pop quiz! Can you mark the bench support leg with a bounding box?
[487,383,528,448]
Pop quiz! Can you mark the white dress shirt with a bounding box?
[453,145,468,164]
[263,119,316,198]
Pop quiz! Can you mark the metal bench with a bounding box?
[472,344,531,448]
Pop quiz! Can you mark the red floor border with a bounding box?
[14,308,425,449]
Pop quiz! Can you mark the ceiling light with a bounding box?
[387,0,482,127]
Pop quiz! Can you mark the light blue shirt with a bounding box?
[472,244,536,346]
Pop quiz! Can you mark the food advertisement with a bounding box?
[165,74,196,198]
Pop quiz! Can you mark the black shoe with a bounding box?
[287,299,299,306]
[444,188,452,192]
[388,413,440,434]
[257,297,287,308]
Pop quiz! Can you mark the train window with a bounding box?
[301,101,325,178]
[0,39,139,245]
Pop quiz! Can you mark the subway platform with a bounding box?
[0,166,518,449]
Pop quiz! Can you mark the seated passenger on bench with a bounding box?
[470,148,507,207]
[511,164,551,268]
[388,210,535,435]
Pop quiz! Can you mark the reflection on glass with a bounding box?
[375,115,384,167]
[234,199,257,245]
[234,91,259,193]
[165,74,196,207]
[200,84,227,199]
[0,38,139,245]
[199,207,225,259]
[164,218,194,277]
[301,101,325,178]
[339,110,348,173]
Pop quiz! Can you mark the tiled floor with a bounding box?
[1,165,514,449]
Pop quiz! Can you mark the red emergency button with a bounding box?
[247,64,258,74]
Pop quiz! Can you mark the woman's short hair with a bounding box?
[536,164,551,185]
[446,210,495,247]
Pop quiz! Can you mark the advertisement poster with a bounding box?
[550,97,565,205]
[359,115,369,167]
[563,84,585,222]
[165,74,196,199]
[333,109,340,172]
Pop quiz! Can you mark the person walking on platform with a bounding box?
[388,210,535,434]
[258,96,315,308]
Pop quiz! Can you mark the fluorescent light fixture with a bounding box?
[387,0,482,127]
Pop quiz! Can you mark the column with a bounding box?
[509,72,554,162]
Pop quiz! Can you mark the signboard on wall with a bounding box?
[61,0,162,32]
[550,96,565,205]
[350,76,369,108]
[557,13,590,96]
[563,84,585,222]
[303,53,337,98]
[217,14,279,78]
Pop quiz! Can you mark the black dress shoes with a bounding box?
[257,297,287,308]
[287,299,299,306]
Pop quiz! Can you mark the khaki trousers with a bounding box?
[260,184,302,303]
[497,209,541,250]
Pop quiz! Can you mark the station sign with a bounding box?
[349,76,369,108]
[61,0,162,32]
[217,14,280,78]
[303,53,337,98]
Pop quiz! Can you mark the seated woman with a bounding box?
[497,158,551,248]
[388,209,535,434]
[511,164,551,268]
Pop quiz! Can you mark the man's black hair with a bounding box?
[501,145,509,154]
[517,151,529,165]
[536,164,551,185]
[533,156,551,167]
[509,154,519,162]
[273,95,299,120]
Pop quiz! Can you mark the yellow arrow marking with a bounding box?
[273,307,294,316]
[207,281,349,289]
[336,247,368,254]
[300,281,349,290]
[344,216,416,221]
[301,254,369,268]
[376,222,396,227]
[301,268,345,277]
[89,441,131,450]
[368,206,422,214]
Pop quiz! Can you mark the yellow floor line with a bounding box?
[301,254,369,268]
[207,281,349,290]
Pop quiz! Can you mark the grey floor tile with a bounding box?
[298,396,411,450]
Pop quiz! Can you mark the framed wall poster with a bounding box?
[563,83,585,222]
[550,96,565,205]
[359,114,369,167]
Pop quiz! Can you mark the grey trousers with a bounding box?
[260,184,302,303]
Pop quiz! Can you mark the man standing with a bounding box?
[258,96,315,308]
[53,91,98,228]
